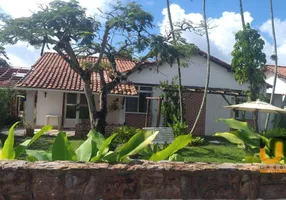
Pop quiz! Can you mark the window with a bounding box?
[66,93,77,119]
[126,85,152,113]
[65,93,90,120]
[234,97,253,120]
[79,94,89,119]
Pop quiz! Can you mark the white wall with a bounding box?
[265,71,286,95]
[36,91,124,128]
[36,91,63,127]
[128,54,250,134]
[128,55,249,90]
[205,94,232,135]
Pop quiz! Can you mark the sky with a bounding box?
[1,0,286,68]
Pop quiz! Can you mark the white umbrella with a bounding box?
[224,99,286,114]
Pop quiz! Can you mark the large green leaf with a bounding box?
[91,133,117,162]
[15,125,52,158]
[75,136,93,162]
[149,134,192,162]
[101,151,118,163]
[215,132,244,145]
[0,122,18,160]
[118,130,159,161]
[88,129,105,158]
[217,118,258,137]
[52,132,77,161]
[26,150,51,161]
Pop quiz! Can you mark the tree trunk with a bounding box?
[265,0,278,130]
[190,0,211,134]
[166,0,184,122]
[97,70,108,135]
[239,0,246,28]
[83,71,97,130]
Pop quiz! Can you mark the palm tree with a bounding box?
[265,0,278,130]
[239,0,246,28]
[166,0,184,122]
[190,0,211,134]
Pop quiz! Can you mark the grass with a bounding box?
[178,144,245,163]
[0,134,245,163]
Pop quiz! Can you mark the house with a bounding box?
[16,52,268,136]
[0,66,29,117]
[265,65,286,108]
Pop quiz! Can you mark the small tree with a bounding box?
[0,1,154,135]
[231,24,267,101]
[0,46,9,67]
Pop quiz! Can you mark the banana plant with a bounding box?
[0,122,52,160]
[215,118,271,162]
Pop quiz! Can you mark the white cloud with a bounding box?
[0,0,113,67]
[160,4,286,66]
[260,18,286,65]
[160,4,253,64]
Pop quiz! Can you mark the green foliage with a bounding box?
[215,118,270,162]
[0,89,18,130]
[170,116,189,137]
[231,23,267,100]
[52,132,77,161]
[149,134,192,161]
[160,77,189,135]
[148,35,198,67]
[263,127,286,138]
[112,126,143,145]
[0,46,9,66]
[0,122,52,160]
[190,136,205,146]
[1,123,192,163]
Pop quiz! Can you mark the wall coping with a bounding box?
[0,160,264,172]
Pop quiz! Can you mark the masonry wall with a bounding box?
[1,161,286,199]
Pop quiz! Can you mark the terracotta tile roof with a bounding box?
[0,67,30,87]
[17,52,137,95]
[267,65,286,79]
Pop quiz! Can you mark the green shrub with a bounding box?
[112,126,143,144]
[0,89,17,130]
[169,115,188,137]
[263,128,286,138]
[190,136,205,146]
[1,123,192,163]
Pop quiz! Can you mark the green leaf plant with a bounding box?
[1,123,191,163]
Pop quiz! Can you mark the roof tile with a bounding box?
[17,53,137,95]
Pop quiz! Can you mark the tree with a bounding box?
[231,24,266,101]
[190,0,211,134]
[165,0,184,122]
[0,1,154,135]
[265,0,278,130]
[0,46,9,67]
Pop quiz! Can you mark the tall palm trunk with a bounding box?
[190,0,211,134]
[239,0,246,28]
[265,0,278,130]
[166,0,184,122]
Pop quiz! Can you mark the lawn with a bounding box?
[0,134,245,163]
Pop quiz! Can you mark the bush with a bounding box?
[111,126,143,149]
[0,89,17,130]
[263,127,286,138]
[189,136,205,146]
[169,115,188,137]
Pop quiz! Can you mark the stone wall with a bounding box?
[0,160,285,199]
